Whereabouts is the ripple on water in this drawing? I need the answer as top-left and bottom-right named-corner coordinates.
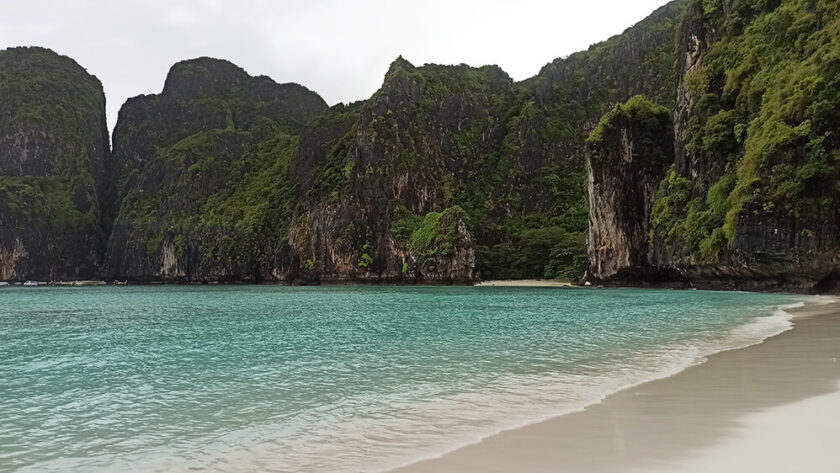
top-left (0, 286), bottom-right (805, 473)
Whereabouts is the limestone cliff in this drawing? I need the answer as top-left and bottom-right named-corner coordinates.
top-left (586, 97), bottom-right (674, 282)
top-left (287, 60), bottom-right (509, 283)
top-left (98, 0), bottom-right (684, 284)
top-left (1, 0), bottom-right (733, 285)
top-left (586, 0), bottom-right (840, 292)
top-left (5, 0), bottom-right (831, 290)
top-left (104, 58), bottom-right (328, 281)
top-left (286, 2), bottom-right (687, 283)
top-left (0, 47), bottom-right (109, 281)
top-left (651, 0), bottom-right (840, 292)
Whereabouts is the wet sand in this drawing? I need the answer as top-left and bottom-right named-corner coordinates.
top-left (390, 300), bottom-right (840, 473)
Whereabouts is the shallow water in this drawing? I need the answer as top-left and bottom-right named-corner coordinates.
top-left (0, 286), bottom-right (803, 472)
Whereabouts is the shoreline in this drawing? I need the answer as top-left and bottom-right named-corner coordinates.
top-left (1, 279), bottom-right (573, 287)
top-left (473, 279), bottom-right (574, 287)
top-left (3, 278), bottom-right (829, 295)
top-left (389, 298), bottom-right (840, 473)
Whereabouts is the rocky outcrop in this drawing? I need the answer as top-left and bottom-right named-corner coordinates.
top-left (585, 97), bottom-right (674, 282)
top-left (95, 1), bottom-right (687, 284)
top-left (672, 0), bottom-right (717, 182)
top-left (0, 47), bottom-right (109, 281)
top-left (104, 58), bottom-right (328, 282)
top-left (661, 0), bottom-right (840, 292)
top-left (287, 59), bottom-right (511, 283)
top-left (2, 0), bottom-right (833, 291)
top-left (105, 58), bottom-right (327, 228)
top-left (411, 207), bottom-right (476, 282)
top-left (478, 0), bottom-right (687, 279)
top-left (584, 0), bottom-right (840, 292)
top-left (287, 1), bottom-right (688, 283)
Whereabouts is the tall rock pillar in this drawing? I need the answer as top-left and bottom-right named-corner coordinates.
top-left (586, 96), bottom-right (673, 282)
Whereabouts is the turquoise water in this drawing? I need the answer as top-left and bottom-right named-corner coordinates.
top-left (0, 286), bottom-right (804, 473)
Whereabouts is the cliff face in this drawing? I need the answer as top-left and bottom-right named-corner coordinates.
top-left (653, 0), bottom-right (840, 291)
top-left (585, 0), bottom-right (840, 292)
top-left (7, 0), bottom-right (765, 286)
top-left (480, 0), bottom-right (686, 279)
top-left (288, 60), bottom-right (510, 283)
top-left (586, 97), bottom-right (674, 281)
top-left (97, 1), bottom-right (684, 284)
top-left (8, 1), bottom-right (834, 289)
top-left (0, 47), bottom-right (109, 281)
top-left (104, 58), bottom-right (328, 281)
top-left (285, 2), bottom-right (687, 284)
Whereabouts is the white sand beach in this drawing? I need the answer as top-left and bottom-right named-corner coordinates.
top-left (474, 280), bottom-right (574, 287)
top-left (390, 300), bottom-right (840, 473)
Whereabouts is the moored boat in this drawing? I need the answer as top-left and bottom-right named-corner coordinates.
top-left (72, 281), bottom-right (107, 287)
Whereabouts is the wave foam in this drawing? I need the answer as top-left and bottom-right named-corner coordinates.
top-left (378, 301), bottom-right (806, 473)
top-left (175, 299), bottom-right (811, 473)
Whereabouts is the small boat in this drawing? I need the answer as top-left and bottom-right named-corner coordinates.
top-left (72, 280), bottom-right (107, 287)
top-left (0, 282), bottom-right (9, 287)
top-left (23, 280), bottom-right (39, 287)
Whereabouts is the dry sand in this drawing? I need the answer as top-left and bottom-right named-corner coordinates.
top-left (390, 300), bottom-right (840, 473)
top-left (474, 280), bottom-right (574, 287)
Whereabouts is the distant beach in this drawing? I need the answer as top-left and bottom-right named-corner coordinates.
top-left (390, 298), bottom-right (840, 473)
top-left (474, 280), bottom-right (574, 287)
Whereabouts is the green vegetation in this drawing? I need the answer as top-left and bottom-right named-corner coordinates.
top-left (358, 253), bottom-right (374, 268)
top-left (0, 47), bottom-right (106, 152)
top-left (652, 0), bottom-right (840, 261)
top-left (106, 57), bottom-right (330, 278)
top-left (116, 125), bottom-right (301, 274)
top-left (476, 226), bottom-right (588, 280)
top-left (652, 170), bottom-right (736, 261)
top-left (588, 95), bottom-right (673, 149)
top-left (0, 176), bottom-right (98, 232)
top-left (0, 47), bottom-right (108, 278)
top-left (197, 130), bottom-right (300, 263)
top-left (410, 207), bottom-right (466, 269)
top-left (296, 2), bottom-right (686, 281)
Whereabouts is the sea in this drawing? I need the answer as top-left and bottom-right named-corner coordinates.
top-left (0, 285), bottom-right (807, 472)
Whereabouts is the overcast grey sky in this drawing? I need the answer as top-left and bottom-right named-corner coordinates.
top-left (0, 0), bottom-right (671, 131)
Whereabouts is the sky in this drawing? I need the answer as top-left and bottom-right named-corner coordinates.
top-left (0, 0), bottom-right (671, 132)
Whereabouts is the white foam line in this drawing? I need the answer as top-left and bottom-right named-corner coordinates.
top-left (780, 301), bottom-right (806, 309)
top-left (377, 299), bottom-right (816, 473)
top-left (813, 295), bottom-right (839, 305)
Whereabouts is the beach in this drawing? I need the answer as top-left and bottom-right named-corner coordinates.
top-left (474, 280), bottom-right (574, 287)
top-left (0, 287), bottom-right (824, 472)
top-left (390, 299), bottom-right (840, 473)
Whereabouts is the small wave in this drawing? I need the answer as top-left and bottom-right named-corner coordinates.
top-left (375, 301), bottom-right (807, 473)
top-left (813, 295), bottom-right (840, 305)
top-left (71, 294), bottom-right (813, 473)
top-left (780, 301), bottom-right (806, 309)
top-left (720, 307), bottom-right (794, 350)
